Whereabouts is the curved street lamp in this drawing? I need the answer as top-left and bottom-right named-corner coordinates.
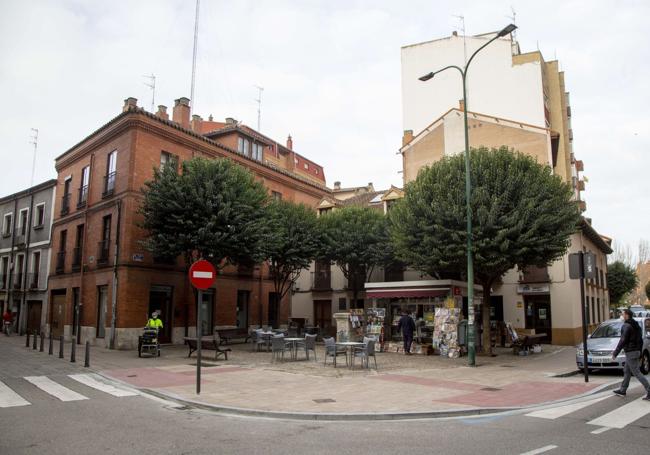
top-left (418, 24), bottom-right (517, 366)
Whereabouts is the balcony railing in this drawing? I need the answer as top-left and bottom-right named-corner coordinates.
top-left (72, 247), bottom-right (82, 271)
top-left (97, 240), bottom-right (110, 265)
top-left (61, 194), bottom-right (71, 216)
top-left (0, 274), bottom-right (7, 289)
top-left (311, 270), bottom-right (332, 290)
top-left (55, 251), bottom-right (66, 274)
top-left (77, 185), bottom-right (88, 208)
top-left (12, 273), bottom-right (23, 289)
top-left (102, 172), bottom-right (116, 198)
top-left (28, 273), bottom-right (40, 290)
top-left (14, 234), bottom-right (26, 247)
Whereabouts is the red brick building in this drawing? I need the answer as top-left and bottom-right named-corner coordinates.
top-left (48, 97), bottom-right (328, 349)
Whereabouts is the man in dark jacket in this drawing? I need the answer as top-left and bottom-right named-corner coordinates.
top-left (612, 309), bottom-right (650, 399)
top-left (397, 310), bottom-right (415, 355)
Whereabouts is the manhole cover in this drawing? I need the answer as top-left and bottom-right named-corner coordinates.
top-left (127, 375), bottom-right (137, 378)
top-left (480, 387), bottom-right (502, 392)
top-left (313, 398), bottom-right (336, 403)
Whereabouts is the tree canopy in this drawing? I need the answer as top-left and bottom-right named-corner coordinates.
top-left (262, 199), bottom-right (321, 301)
top-left (607, 261), bottom-right (639, 305)
top-left (645, 280), bottom-right (650, 302)
top-left (390, 146), bottom-right (581, 351)
top-left (140, 157), bottom-right (268, 267)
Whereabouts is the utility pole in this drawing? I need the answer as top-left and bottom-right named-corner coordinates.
top-left (29, 128), bottom-right (38, 187)
top-left (190, 0), bottom-right (200, 117)
top-left (143, 74), bottom-right (156, 112)
top-left (254, 85), bottom-right (264, 131)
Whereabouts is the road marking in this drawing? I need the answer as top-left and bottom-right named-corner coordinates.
top-left (587, 396), bottom-right (650, 429)
top-left (590, 427), bottom-right (611, 434)
top-left (68, 374), bottom-right (138, 397)
top-left (0, 381), bottom-right (30, 408)
top-left (525, 395), bottom-right (611, 419)
top-left (520, 445), bottom-right (558, 455)
top-left (24, 376), bottom-right (88, 402)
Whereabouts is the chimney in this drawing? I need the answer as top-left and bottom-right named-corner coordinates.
top-left (452, 31), bottom-right (458, 37)
top-left (225, 117), bottom-right (237, 124)
top-left (122, 97), bottom-right (138, 112)
top-left (459, 99), bottom-right (465, 111)
top-left (191, 114), bottom-right (203, 133)
top-left (367, 182), bottom-right (374, 191)
top-left (333, 181), bottom-right (341, 190)
top-left (208, 114), bottom-right (214, 121)
top-left (172, 97), bottom-right (191, 129)
top-left (402, 130), bottom-right (414, 147)
top-left (155, 105), bottom-right (169, 120)
top-left (287, 135), bottom-right (293, 150)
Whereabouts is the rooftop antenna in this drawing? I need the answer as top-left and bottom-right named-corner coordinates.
top-left (452, 14), bottom-right (467, 65)
top-left (189, 0), bottom-right (200, 117)
top-left (143, 74), bottom-right (156, 112)
top-left (254, 85), bottom-right (264, 131)
top-left (29, 128), bottom-right (38, 187)
top-left (506, 6), bottom-right (518, 41)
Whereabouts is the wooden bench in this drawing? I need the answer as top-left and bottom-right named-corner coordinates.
top-left (215, 328), bottom-right (250, 345)
top-left (184, 337), bottom-right (232, 361)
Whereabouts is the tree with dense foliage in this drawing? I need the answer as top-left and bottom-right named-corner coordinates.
top-left (262, 199), bottom-right (321, 303)
top-left (319, 206), bottom-right (391, 309)
top-left (140, 157), bottom-right (268, 268)
top-left (607, 261), bottom-right (639, 305)
top-left (390, 146), bottom-right (581, 352)
top-left (645, 280), bottom-right (650, 302)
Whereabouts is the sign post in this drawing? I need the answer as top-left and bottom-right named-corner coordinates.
top-left (569, 251), bottom-right (596, 383)
top-left (189, 259), bottom-right (217, 395)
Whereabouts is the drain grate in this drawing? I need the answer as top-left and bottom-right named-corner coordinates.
top-left (313, 398), bottom-right (336, 403)
top-left (127, 375), bottom-right (137, 378)
top-left (480, 387), bottom-right (502, 392)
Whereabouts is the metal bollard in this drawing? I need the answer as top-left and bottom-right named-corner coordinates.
top-left (39, 333), bottom-right (44, 352)
top-left (48, 334), bottom-right (53, 355)
top-left (70, 338), bottom-right (76, 363)
top-left (59, 335), bottom-right (64, 359)
top-left (32, 331), bottom-right (37, 350)
top-left (26, 332), bottom-right (30, 347)
top-left (84, 341), bottom-right (90, 368)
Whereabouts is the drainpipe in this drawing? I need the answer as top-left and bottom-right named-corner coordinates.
top-left (18, 192), bottom-right (35, 335)
top-left (109, 199), bottom-right (122, 349)
top-left (6, 199), bottom-right (17, 324)
top-left (77, 153), bottom-right (94, 344)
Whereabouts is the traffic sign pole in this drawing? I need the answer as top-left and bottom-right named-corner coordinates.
top-left (196, 289), bottom-right (202, 395)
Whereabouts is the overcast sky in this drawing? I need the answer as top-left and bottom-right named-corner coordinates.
top-left (1, 0), bottom-right (648, 253)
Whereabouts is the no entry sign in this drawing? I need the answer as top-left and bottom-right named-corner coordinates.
top-left (189, 260), bottom-right (216, 290)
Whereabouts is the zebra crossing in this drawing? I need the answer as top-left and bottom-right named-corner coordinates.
top-left (524, 383), bottom-right (650, 432)
top-left (0, 373), bottom-right (139, 408)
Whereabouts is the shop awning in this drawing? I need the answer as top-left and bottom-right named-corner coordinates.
top-left (366, 289), bottom-right (449, 299)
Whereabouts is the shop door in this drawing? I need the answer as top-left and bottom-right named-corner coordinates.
top-left (525, 296), bottom-right (552, 343)
top-left (50, 292), bottom-right (66, 338)
top-left (148, 286), bottom-right (173, 343)
top-left (313, 300), bottom-right (332, 334)
top-left (268, 292), bottom-right (279, 329)
top-left (236, 290), bottom-right (249, 329)
top-left (26, 301), bottom-right (42, 334)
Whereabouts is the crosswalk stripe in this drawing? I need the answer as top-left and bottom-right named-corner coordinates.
top-left (24, 376), bottom-right (88, 402)
top-left (587, 396), bottom-right (650, 429)
top-left (68, 374), bottom-right (138, 397)
top-left (525, 395), bottom-right (611, 420)
top-left (590, 427), bottom-right (611, 435)
top-left (519, 445), bottom-right (558, 455)
top-left (0, 381), bottom-right (30, 408)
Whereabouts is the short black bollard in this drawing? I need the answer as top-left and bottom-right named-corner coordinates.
top-left (59, 335), bottom-right (64, 359)
top-left (84, 341), bottom-right (90, 368)
top-left (32, 331), bottom-right (37, 350)
top-left (70, 338), bottom-right (76, 363)
top-left (48, 334), bottom-right (53, 355)
top-left (26, 332), bottom-right (30, 347)
top-left (39, 333), bottom-right (44, 352)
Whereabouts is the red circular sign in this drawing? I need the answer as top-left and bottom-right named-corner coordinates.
top-left (189, 260), bottom-right (217, 290)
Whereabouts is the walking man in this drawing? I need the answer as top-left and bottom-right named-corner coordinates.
top-left (612, 309), bottom-right (650, 400)
top-left (2, 307), bottom-right (13, 336)
top-left (397, 310), bottom-right (415, 355)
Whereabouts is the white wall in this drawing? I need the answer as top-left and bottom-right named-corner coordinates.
top-left (401, 34), bottom-right (545, 135)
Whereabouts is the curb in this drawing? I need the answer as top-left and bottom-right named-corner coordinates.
top-left (98, 371), bottom-right (621, 422)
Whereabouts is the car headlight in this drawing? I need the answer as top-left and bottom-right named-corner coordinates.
top-left (577, 348), bottom-right (584, 356)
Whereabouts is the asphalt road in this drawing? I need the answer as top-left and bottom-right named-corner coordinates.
top-left (1, 339), bottom-right (649, 455)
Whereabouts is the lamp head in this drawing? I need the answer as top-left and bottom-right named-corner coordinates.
top-left (418, 72), bottom-right (434, 82)
top-left (497, 24), bottom-right (517, 37)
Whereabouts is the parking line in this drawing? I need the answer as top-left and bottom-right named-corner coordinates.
top-left (520, 445), bottom-right (558, 455)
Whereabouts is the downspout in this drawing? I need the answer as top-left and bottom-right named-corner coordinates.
top-left (109, 198), bottom-right (122, 349)
top-left (78, 153), bottom-right (94, 344)
top-left (18, 192), bottom-right (35, 335)
top-left (6, 199), bottom-right (17, 324)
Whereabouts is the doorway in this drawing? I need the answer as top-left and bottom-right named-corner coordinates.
top-left (524, 295), bottom-right (552, 343)
top-left (148, 285), bottom-right (173, 343)
top-left (313, 300), bottom-right (332, 334)
top-left (236, 290), bottom-right (249, 329)
top-left (50, 291), bottom-right (66, 338)
top-left (268, 292), bottom-right (279, 328)
top-left (198, 290), bottom-right (214, 337)
top-left (26, 300), bottom-right (42, 334)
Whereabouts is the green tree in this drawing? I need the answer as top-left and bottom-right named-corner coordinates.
top-left (262, 199), bottom-right (321, 304)
top-left (390, 146), bottom-right (580, 352)
top-left (607, 261), bottom-right (639, 305)
top-left (140, 157), bottom-right (268, 267)
top-left (319, 207), bottom-right (391, 309)
top-left (645, 280), bottom-right (650, 302)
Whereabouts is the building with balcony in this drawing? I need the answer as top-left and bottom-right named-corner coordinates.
top-left (0, 179), bottom-right (56, 335)
top-left (47, 96), bottom-right (329, 349)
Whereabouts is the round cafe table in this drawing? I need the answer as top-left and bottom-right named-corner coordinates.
top-left (335, 341), bottom-right (365, 368)
top-left (284, 337), bottom-right (305, 360)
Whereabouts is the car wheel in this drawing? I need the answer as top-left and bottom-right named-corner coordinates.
top-left (641, 351), bottom-right (650, 375)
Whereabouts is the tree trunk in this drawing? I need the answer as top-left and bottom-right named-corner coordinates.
top-left (481, 282), bottom-right (493, 355)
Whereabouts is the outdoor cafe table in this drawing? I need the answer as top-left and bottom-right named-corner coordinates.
top-left (284, 337), bottom-right (305, 360)
top-left (259, 331), bottom-right (275, 352)
top-left (335, 341), bottom-right (365, 368)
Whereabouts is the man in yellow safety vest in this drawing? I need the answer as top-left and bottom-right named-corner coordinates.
top-left (146, 311), bottom-right (163, 331)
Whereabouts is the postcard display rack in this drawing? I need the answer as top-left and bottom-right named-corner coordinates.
top-left (433, 299), bottom-right (462, 358)
top-left (365, 308), bottom-right (386, 352)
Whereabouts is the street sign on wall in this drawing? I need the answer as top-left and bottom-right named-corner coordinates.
top-left (189, 260), bottom-right (217, 290)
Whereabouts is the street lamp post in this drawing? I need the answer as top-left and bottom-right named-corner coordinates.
top-left (418, 24), bottom-right (517, 366)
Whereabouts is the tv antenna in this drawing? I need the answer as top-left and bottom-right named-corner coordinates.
top-left (29, 128), bottom-right (38, 187)
top-left (189, 0), bottom-right (200, 117)
top-left (143, 73), bottom-right (156, 112)
top-left (452, 14), bottom-right (467, 64)
top-left (254, 85), bottom-right (264, 131)
top-left (506, 6), bottom-right (518, 41)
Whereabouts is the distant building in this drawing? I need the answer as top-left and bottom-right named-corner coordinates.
top-left (0, 179), bottom-right (57, 335)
